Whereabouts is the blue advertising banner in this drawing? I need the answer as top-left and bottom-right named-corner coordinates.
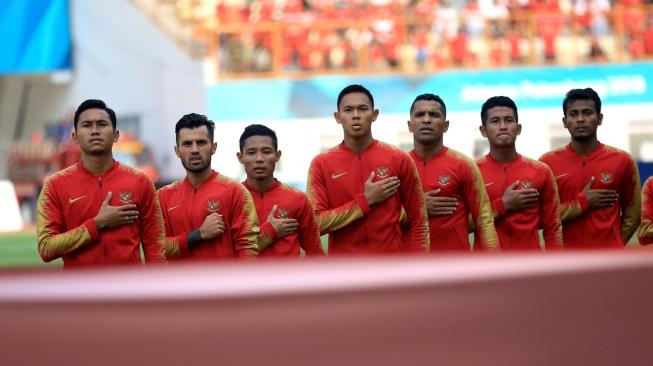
top-left (208, 63), bottom-right (653, 121)
top-left (0, 0), bottom-right (72, 74)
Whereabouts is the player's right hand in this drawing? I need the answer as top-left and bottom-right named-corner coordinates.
top-left (425, 189), bottom-right (458, 217)
top-left (94, 191), bottom-right (139, 229)
top-left (364, 172), bottom-right (401, 206)
top-left (199, 213), bottom-right (225, 240)
top-left (502, 181), bottom-right (539, 212)
top-left (583, 176), bottom-right (619, 209)
top-left (267, 205), bottom-right (299, 238)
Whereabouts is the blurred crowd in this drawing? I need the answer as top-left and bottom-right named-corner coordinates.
top-left (176, 0), bottom-right (653, 75)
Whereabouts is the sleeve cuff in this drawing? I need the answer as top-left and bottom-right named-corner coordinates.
top-left (177, 233), bottom-right (190, 254)
top-left (354, 194), bottom-right (370, 215)
top-left (260, 221), bottom-right (278, 242)
top-left (638, 235), bottom-right (653, 245)
top-left (492, 198), bottom-right (506, 217)
top-left (576, 191), bottom-right (590, 212)
top-left (84, 219), bottom-right (99, 241)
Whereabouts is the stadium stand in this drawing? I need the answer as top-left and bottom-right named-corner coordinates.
top-left (132, 0), bottom-right (653, 78)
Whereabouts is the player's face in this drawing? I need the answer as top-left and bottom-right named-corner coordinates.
top-left (480, 106), bottom-right (521, 147)
top-left (175, 126), bottom-right (216, 173)
top-left (334, 92), bottom-right (379, 140)
top-left (73, 108), bottom-right (118, 155)
top-left (237, 135), bottom-right (280, 181)
top-left (563, 99), bottom-right (602, 141)
top-left (408, 100), bottom-right (449, 145)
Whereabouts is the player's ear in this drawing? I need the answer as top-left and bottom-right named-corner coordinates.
top-left (72, 130), bottom-right (79, 145)
top-left (443, 120), bottom-right (450, 133)
top-left (334, 111), bottom-right (342, 125)
top-left (236, 151), bottom-right (243, 163)
top-left (407, 120), bottom-right (414, 133)
top-left (275, 150), bottom-right (281, 162)
top-left (562, 116), bottom-right (568, 129)
top-left (597, 113), bottom-right (603, 126)
top-left (211, 141), bottom-right (217, 155)
top-left (516, 123), bottom-right (522, 136)
top-left (479, 125), bottom-right (487, 138)
top-left (113, 130), bottom-right (120, 143)
top-left (174, 144), bottom-right (181, 158)
top-left (371, 108), bottom-right (379, 122)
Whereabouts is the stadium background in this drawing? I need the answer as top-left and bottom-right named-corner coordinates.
top-left (1, 0), bottom-right (653, 267)
top-left (2, 3), bottom-right (653, 365)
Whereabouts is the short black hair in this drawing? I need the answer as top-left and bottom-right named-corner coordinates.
top-left (175, 113), bottom-right (215, 143)
top-left (337, 84), bottom-right (374, 111)
top-left (239, 124), bottom-right (278, 152)
top-left (563, 88), bottom-right (602, 116)
top-left (481, 96), bottom-right (518, 126)
top-left (410, 93), bottom-right (447, 117)
top-left (73, 99), bottom-right (117, 130)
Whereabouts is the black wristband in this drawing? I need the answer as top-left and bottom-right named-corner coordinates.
top-left (187, 229), bottom-right (202, 251)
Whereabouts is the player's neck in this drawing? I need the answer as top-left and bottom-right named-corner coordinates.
top-left (246, 175), bottom-right (276, 193)
top-left (489, 145), bottom-right (517, 163)
top-left (187, 168), bottom-right (213, 189)
top-left (343, 135), bottom-right (373, 153)
top-left (81, 153), bottom-right (114, 174)
top-left (570, 137), bottom-right (599, 156)
top-left (413, 139), bottom-right (444, 160)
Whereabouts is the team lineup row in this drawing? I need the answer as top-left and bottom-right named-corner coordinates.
top-left (35, 85), bottom-right (653, 267)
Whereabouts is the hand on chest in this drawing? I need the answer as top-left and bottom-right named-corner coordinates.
top-left (167, 193), bottom-right (226, 222)
top-left (556, 166), bottom-right (620, 192)
top-left (486, 174), bottom-right (540, 199)
top-left (329, 160), bottom-right (398, 190)
top-left (423, 170), bottom-right (459, 196)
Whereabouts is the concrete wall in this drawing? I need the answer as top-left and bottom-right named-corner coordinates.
top-left (0, 0), bottom-right (205, 181)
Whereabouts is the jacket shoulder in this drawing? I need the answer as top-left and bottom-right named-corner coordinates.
top-left (522, 155), bottom-right (550, 169)
top-left (158, 179), bottom-right (183, 194)
top-left (117, 163), bottom-right (153, 187)
top-left (313, 145), bottom-right (341, 161)
top-left (376, 140), bottom-right (407, 155)
top-left (475, 155), bottom-right (489, 166)
top-left (539, 146), bottom-right (567, 162)
top-left (603, 144), bottom-right (635, 161)
top-left (279, 182), bottom-right (307, 198)
top-left (44, 164), bottom-right (80, 185)
top-left (445, 148), bottom-right (476, 168)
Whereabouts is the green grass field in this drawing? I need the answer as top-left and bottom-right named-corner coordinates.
top-left (0, 232), bottom-right (61, 268)
top-left (0, 231), bottom-right (638, 268)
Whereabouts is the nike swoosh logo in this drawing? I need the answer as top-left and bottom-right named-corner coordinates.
top-left (68, 196), bottom-right (86, 204)
top-left (167, 204), bottom-right (182, 212)
top-left (555, 173), bottom-right (569, 179)
top-left (484, 182), bottom-right (494, 187)
top-left (332, 172), bottom-right (349, 179)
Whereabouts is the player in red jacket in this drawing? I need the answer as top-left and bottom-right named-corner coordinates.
top-left (540, 88), bottom-right (641, 248)
top-left (158, 113), bottom-right (259, 260)
top-left (306, 84), bottom-right (429, 254)
top-left (37, 99), bottom-right (166, 267)
top-left (405, 93), bottom-right (498, 251)
top-left (237, 124), bottom-right (324, 257)
top-left (637, 177), bottom-right (653, 245)
top-left (477, 96), bottom-right (563, 250)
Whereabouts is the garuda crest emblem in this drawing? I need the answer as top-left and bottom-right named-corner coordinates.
top-left (376, 166), bottom-right (390, 179)
top-left (207, 200), bottom-right (221, 213)
top-left (600, 171), bottom-right (613, 185)
top-left (277, 208), bottom-right (290, 219)
top-left (438, 175), bottom-right (451, 186)
top-left (119, 191), bottom-right (133, 204)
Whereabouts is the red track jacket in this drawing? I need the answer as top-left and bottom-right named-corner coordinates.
top-left (477, 154), bottom-right (563, 250)
top-left (36, 161), bottom-right (166, 267)
top-left (307, 140), bottom-right (429, 254)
